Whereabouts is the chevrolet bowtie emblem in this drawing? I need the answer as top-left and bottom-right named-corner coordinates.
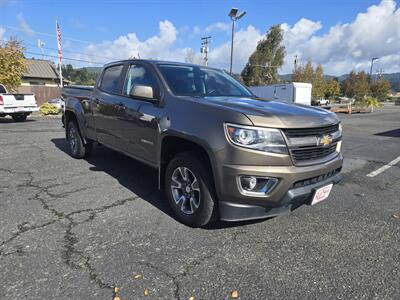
top-left (318, 134), bottom-right (333, 146)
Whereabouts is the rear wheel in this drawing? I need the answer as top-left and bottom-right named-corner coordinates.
top-left (67, 120), bottom-right (92, 159)
top-left (165, 152), bottom-right (217, 227)
top-left (12, 114), bottom-right (27, 122)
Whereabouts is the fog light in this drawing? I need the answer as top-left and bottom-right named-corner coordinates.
top-left (238, 176), bottom-right (279, 196)
top-left (241, 176), bottom-right (257, 191)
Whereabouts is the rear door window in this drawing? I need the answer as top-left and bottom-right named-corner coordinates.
top-left (100, 65), bottom-right (124, 94)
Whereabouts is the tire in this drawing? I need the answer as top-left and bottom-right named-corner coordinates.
top-left (67, 120), bottom-right (92, 159)
top-left (165, 152), bottom-right (217, 227)
top-left (12, 114), bottom-right (27, 122)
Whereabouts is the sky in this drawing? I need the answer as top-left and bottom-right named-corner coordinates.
top-left (1, 0), bottom-right (399, 75)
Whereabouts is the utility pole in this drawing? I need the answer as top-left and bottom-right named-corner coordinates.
top-left (200, 36), bottom-right (211, 66)
top-left (228, 8), bottom-right (246, 75)
top-left (369, 57), bottom-right (378, 83)
top-left (294, 55), bottom-right (298, 70)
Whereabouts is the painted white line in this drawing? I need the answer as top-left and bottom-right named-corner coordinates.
top-left (366, 156), bottom-right (400, 177)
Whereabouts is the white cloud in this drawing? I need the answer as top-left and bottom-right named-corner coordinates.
top-left (16, 13), bottom-right (33, 36)
top-left (79, 0), bottom-right (400, 75)
top-left (83, 20), bottom-right (179, 61)
top-left (208, 25), bottom-right (262, 71)
top-left (205, 22), bottom-right (230, 33)
top-left (281, 0), bottom-right (400, 74)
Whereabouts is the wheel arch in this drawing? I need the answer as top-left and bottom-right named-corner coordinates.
top-left (159, 134), bottom-right (217, 192)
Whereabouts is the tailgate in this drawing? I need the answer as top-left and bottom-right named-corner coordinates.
top-left (2, 94), bottom-right (37, 107)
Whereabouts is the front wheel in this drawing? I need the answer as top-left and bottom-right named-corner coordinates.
top-left (67, 120), bottom-right (92, 159)
top-left (165, 152), bottom-right (217, 227)
top-left (12, 114), bottom-right (28, 122)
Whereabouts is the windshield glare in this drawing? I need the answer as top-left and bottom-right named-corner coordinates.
top-left (157, 64), bottom-right (253, 98)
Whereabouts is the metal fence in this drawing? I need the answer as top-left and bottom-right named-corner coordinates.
top-left (16, 86), bottom-right (61, 106)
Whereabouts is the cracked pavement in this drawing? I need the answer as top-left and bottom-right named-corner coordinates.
top-left (1, 105), bottom-right (399, 299)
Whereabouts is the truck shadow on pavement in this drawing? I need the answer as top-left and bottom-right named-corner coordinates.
top-left (51, 138), bottom-right (265, 229)
top-left (0, 118), bottom-right (36, 124)
top-left (375, 128), bottom-right (400, 137)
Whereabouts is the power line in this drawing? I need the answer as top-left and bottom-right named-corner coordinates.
top-left (2, 25), bottom-right (96, 44)
top-left (24, 51), bottom-right (105, 65)
top-left (1, 38), bottom-right (122, 63)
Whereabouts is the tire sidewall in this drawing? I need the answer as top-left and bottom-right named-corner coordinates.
top-left (67, 121), bottom-right (84, 158)
top-left (165, 153), bottom-right (216, 227)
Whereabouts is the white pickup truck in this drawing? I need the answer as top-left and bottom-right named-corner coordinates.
top-left (0, 84), bottom-right (38, 122)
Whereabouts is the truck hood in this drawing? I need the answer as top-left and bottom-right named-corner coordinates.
top-left (204, 97), bottom-right (339, 128)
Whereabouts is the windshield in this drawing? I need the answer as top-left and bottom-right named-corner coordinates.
top-left (157, 64), bottom-right (253, 98)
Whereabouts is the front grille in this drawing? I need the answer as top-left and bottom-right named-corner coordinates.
top-left (284, 124), bottom-right (339, 138)
top-left (292, 168), bottom-right (342, 189)
top-left (291, 143), bottom-right (337, 163)
top-left (283, 124), bottom-right (341, 164)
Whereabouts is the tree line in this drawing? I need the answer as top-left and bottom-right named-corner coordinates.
top-left (62, 64), bottom-right (98, 86)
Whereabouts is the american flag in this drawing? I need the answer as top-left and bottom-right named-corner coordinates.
top-left (56, 21), bottom-right (62, 64)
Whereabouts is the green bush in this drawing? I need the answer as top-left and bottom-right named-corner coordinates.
top-left (353, 96), bottom-right (382, 112)
top-left (39, 103), bottom-right (60, 115)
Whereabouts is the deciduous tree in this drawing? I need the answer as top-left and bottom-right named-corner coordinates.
top-left (325, 79), bottom-right (340, 100)
top-left (0, 38), bottom-right (27, 91)
top-left (342, 71), bottom-right (370, 100)
top-left (370, 76), bottom-right (391, 101)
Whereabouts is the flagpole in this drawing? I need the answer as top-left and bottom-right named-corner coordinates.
top-left (56, 20), bottom-right (63, 87)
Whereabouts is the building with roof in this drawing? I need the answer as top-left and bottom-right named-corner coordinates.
top-left (21, 59), bottom-right (61, 87)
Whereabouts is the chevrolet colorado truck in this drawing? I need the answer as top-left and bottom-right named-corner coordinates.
top-left (0, 84), bottom-right (38, 122)
top-left (62, 60), bottom-right (343, 227)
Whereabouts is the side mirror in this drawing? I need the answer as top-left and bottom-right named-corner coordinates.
top-left (130, 85), bottom-right (156, 100)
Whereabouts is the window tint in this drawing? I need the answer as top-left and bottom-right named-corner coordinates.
top-left (123, 64), bottom-right (158, 96)
top-left (157, 64), bottom-right (252, 98)
top-left (100, 65), bottom-right (123, 94)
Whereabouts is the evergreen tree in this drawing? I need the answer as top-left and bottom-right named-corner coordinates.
top-left (241, 25), bottom-right (285, 86)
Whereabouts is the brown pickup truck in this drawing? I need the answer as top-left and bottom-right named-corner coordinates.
top-left (62, 60), bottom-right (343, 227)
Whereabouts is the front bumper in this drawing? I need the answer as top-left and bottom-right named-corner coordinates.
top-left (217, 154), bottom-right (343, 221)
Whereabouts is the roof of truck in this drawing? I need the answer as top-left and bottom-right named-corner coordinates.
top-left (103, 59), bottom-right (222, 71)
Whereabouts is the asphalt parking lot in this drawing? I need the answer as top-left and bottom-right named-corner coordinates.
top-left (1, 105), bottom-right (399, 299)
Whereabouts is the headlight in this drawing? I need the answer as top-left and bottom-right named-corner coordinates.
top-left (225, 123), bottom-right (288, 154)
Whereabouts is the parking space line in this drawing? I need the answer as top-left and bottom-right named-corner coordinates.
top-left (366, 156), bottom-right (400, 177)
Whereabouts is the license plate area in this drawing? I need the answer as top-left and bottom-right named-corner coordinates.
top-left (311, 183), bottom-right (333, 205)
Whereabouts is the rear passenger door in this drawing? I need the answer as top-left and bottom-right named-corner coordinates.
top-left (92, 64), bottom-right (127, 149)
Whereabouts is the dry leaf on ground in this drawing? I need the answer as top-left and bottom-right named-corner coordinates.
top-left (230, 289), bottom-right (239, 298)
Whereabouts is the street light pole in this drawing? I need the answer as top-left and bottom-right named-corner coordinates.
top-left (369, 57), bottom-right (378, 83)
top-left (229, 19), bottom-right (235, 74)
top-left (228, 8), bottom-right (246, 75)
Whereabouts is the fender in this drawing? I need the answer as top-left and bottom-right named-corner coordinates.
top-left (64, 96), bottom-right (90, 142)
top-left (158, 130), bottom-right (218, 190)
